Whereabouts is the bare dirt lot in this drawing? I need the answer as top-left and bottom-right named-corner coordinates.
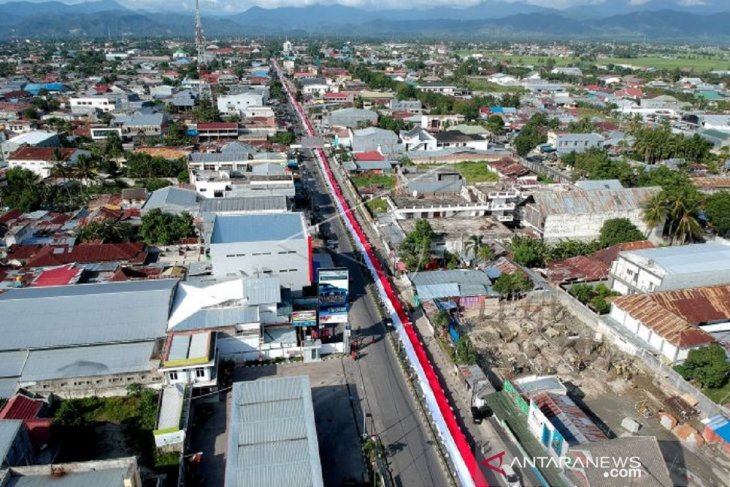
top-left (466, 294), bottom-right (729, 487)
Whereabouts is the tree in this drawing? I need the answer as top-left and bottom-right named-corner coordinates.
top-left (510, 236), bottom-right (546, 268)
top-left (569, 283), bottom-right (593, 304)
top-left (464, 235), bottom-right (486, 265)
top-left (599, 218), bottom-right (645, 248)
top-left (675, 344), bottom-right (730, 389)
top-left (270, 131), bottom-right (295, 145)
top-left (77, 220), bottom-right (134, 243)
top-left (434, 310), bottom-right (449, 331)
top-left (704, 191), bottom-right (730, 237)
top-left (378, 115), bottom-right (406, 132)
top-left (513, 113), bottom-right (550, 156)
top-left (0, 167), bottom-right (43, 212)
top-left (492, 272), bottom-right (531, 300)
top-left (73, 154), bottom-right (98, 184)
top-left (140, 209), bottom-right (195, 245)
top-left (643, 193), bottom-right (668, 238)
top-left (398, 219), bottom-right (436, 271)
top-left (455, 336), bottom-right (477, 365)
top-left (484, 115), bottom-right (505, 135)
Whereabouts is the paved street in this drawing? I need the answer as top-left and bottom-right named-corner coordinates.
top-left (304, 150), bottom-right (453, 487)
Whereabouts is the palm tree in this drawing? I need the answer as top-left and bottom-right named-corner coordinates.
top-left (74, 155), bottom-right (98, 185)
top-left (464, 235), bottom-right (489, 266)
top-left (643, 193), bottom-right (668, 239)
top-left (675, 212), bottom-right (702, 244)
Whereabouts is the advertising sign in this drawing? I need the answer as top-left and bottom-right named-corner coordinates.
top-left (318, 268), bottom-right (349, 307)
top-left (292, 310), bottom-right (317, 327)
top-left (318, 307), bottom-right (348, 324)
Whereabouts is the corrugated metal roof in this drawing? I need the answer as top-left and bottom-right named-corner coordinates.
top-left (188, 333), bottom-right (210, 359)
top-left (143, 187), bottom-right (198, 212)
top-left (409, 270), bottom-right (493, 300)
top-left (168, 335), bottom-right (191, 361)
top-left (199, 196), bottom-right (287, 214)
top-left (244, 276), bottom-right (281, 305)
top-left (4, 468), bottom-right (129, 487)
top-left (574, 179), bottom-right (623, 191)
top-left (622, 243), bottom-right (730, 279)
top-left (170, 306), bottom-right (259, 332)
top-left (189, 152), bottom-right (251, 163)
top-left (0, 351), bottom-right (27, 378)
top-left (226, 376), bottom-right (323, 487)
top-left (0, 419), bottom-right (23, 463)
top-left (0, 280), bottom-right (177, 351)
top-left (17, 341), bottom-right (156, 382)
top-left (211, 213), bottom-right (306, 244)
top-left (157, 384), bottom-right (185, 431)
top-left (530, 186), bottom-right (660, 216)
top-left (613, 284), bottom-right (730, 348)
top-left (0, 379), bottom-right (19, 399)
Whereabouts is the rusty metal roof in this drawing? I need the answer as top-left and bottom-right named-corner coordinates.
top-left (612, 285), bottom-right (730, 347)
top-left (548, 241), bottom-right (654, 284)
top-left (529, 186), bottom-right (660, 216)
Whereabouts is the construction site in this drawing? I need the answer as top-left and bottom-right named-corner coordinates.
top-left (462, 291), bottom-right (730, 487)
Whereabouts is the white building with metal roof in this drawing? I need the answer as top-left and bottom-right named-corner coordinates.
top-left (225, 376), bottom-right (324, 487)
top-left (209, 213), bottom-right (311, 292)
top-left (609, 243), bottom-right (730, 295)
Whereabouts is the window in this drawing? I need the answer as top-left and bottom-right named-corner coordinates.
top-left (196, 369), bottom-right (206, 378)
top-left (289, 269), bottom-right (297, 272)
top-left (169, 371), bottom-right (178, 381)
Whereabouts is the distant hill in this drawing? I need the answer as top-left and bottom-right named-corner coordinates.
top-left (0, 0), bottom-right (728, 41)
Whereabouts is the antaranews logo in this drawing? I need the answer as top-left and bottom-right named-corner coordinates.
top-left (482, 452), bottom-right (643, 480)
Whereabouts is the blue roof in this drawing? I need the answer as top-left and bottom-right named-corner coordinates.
top-left (211, 213), bottom-right (306, 244)
top-left (23, 82), bottom-right (67, 95)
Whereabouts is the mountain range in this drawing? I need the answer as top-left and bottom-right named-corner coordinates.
top-left (0, 0), bottom-right (728, 41)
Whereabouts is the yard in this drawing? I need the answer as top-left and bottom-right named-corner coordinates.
top-left (52, 388), bottom-right (178, 484)
top-left (421, 161), bottom-right (498, 183)
top-left (350, 174), bottom-right (396, 190)
top-left (365, 197), bottom-right (389, 216)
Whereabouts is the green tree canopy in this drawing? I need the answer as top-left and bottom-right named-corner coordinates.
top-left (399, 219), bottom-right (436, 271)
top-left (705, 191), bottom-right (730, 237)
top-left (510, 236), bottom-right (547, 268)
top-left (455, 336), bottom-right (477, 365)
top-left (140, 209), bottom-right (195, 245)
top-left (675, 344), bottom-right (730, 389)
top-left (492, 272), bottom-right (532, 300)
top-left (599, 218), bottom-right (645, 248)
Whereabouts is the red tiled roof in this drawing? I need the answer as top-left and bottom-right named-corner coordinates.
top-left (24, 242), bottom-right (148, 268)
top-left (8, 147), bottom-right (76, 161)
top-left (94, 84), bottom-right (111, 93)
top-left (0, 394), bottom-right (43, 420)
top-left (354, 151), bottom-right (384, 162)
top-left (31, 264), bottom-right (82, 287)
top-left (615, 88), bottom-right (643, 98)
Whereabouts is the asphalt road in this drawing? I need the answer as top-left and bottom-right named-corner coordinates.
top-left (302, 151), bottom-right (453, 487)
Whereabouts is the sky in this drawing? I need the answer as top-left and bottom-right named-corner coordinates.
top-left (0, 0), bottom-right (713, 12)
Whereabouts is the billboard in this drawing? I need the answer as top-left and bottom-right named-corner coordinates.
top-left (292, 310), bottom-right (317, 327)
top-left (318, 268), bottom-right (349, 307)
top-left (319, 306), bottom-right (348, 324)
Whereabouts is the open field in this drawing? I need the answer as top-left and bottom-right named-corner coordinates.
top-left (460, 51), bottom-right (730, 72)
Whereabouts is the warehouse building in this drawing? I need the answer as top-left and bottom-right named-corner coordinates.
top-left (0, 279), bottom-right (178, 398)
top-left (225, 376), bottom-right (323, 487)
top-left (609, 243), bottom-right (730, 295)
top-left (209, 213), bottom-right (311, 293)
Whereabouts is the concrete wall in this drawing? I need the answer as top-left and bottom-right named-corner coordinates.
top-left (542, 210), bottom-right (654, 243)
top-left (21, 370), bottom-right (163, 399)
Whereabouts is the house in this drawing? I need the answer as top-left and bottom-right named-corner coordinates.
top-left (69, 96), bottom-right (116, 114)
top-left (551, 67), bottom-right (583, 77)
top-left (328, 107), bottom-right (378, 128)
top-left (0, 279), bottom-right (178, 398)
top-left (0, 419), bottom-right (34, 468)
top-left (322, 91), bottom-right (354, 104)
top-left (420, 114), bottom-right (465, 132)
top-left (195, 122), bottom-right (239, 139)
top-left (609, 243), bottom-right (730, 295)
top-left (0, 394), bottom-right (51, 453)
top-left (546, 132), bottom-right (604, 155)
top-left (300, 77), bottom-right (330, 96)
top-left (608, 284), bottom-right (730, 363)
top-left (435, 130), bottom-right (488, 151)
top-left (9, 242), bottom-right (148, 269)
top-left (217, 91), bottom-right (266, 115)
top-left (209, 213), bottom-right (311, 292)
top-left (487, 73), bottom-right (519, 86)
top-left (0, 131), bottom-right (59, 159)
top-left (390, 99), bottom-right (422, 114)
top-left (188, 151), bottom-right (252, 174)
top-left (1, 457), bottom-right (141, 487)
top-left (487, 158), bottom-right (537, 188)
top-left (6, 147), bottom-right (88, 179)
top-left (112, 112), bottom-right (167, 138)
top-left (523, 186), bottom-right (661, 243)
top-left (408, 269), bottom-right (498, 309)
top-left (225, 376), bottom-right (324, 487)
top-left (416, 82), bottom-right (463, 96)
top-left (350, 127), bottom-right (402, 155)
top-left (159, 331), bottom-right (217, 388)
top-left (548, 240), bottom-right (654, 285)
top-left (142, 187), bottom-right (199, 216)
top-left (400, 126), bottom-right (438, 152)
